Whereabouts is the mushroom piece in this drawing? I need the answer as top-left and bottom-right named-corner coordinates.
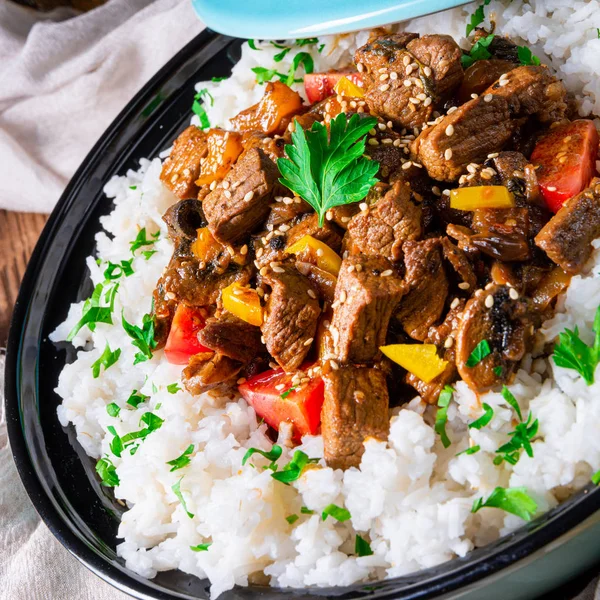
top-left (163, 199), bottom-right (207, 242)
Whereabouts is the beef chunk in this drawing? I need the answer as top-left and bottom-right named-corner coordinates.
top-left (198, 312), bottom-right (262, 363)
top-left (322, 366), bottom-right (390, 470)
top-left (395, 239), bottom-right (449, 341)
top-left (295, 261), bottom-right (337, 303)
top-left (331, 255), bottom-right (405, 363)
top-left (203, 147), bottom-right (278, 244)
top-left (355, 33), bottom-right (463, 129)
top-left (455, 284), bottom-right (536, 393)
top-left (345, 182), bottom-right (422, 262)
top-left (261, 266), bottom-right (321, 372)
top-left (241, 130), bottom-right (287, 163)
top-left (413, 66), bottom-right (568, 181)
top-left (535, 179), bottom-right (600, 274)
top-left (441, 237), bottom-right (478, 291)
top-left (183, 352), bottom-right (242, 395)
top-left (151, 276), bottom-right (177, 349)
top-left (160, 126), bottom-right (208, 199)
top-left (457, 59), bottom-right (516, 104)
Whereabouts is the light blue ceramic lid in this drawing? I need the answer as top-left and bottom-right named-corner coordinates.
top-left (191, 0), bottom-right (472, 40)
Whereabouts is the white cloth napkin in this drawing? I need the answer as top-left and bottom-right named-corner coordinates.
top-left (0, 0), bottom-right (204, 213)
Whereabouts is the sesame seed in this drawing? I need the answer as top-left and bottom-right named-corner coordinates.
top-left (307, 289), bottom-right (316, 299)
top-left (458, 282), bottom-right (470, 290)
top-left (414, 79), bottom-right (424, 89)
top-left (547, 186), bottom-right (557, 192)
top-left (237, 377), bottom-right (247, 384)
top-left (432, 186), bottom-right (441, 196)
top-left (402, 161), bottom-right (412, 170)
top-left (382, 137), bottom-right (394, 145)
top-left (559, 156), bottom-right (567, 164)
top-left (444, 336), bottom-right (454, 349)
top-left (423, 97), bottom-right (432, 107)
top-left (499, 79), bottom-right (509, 87)
top-left (240, 244), bottom-right (248, 255)
top-left (484, 94), bottom-right (493, 102)
top-left (224, 189), bottom-right (232, 199)
top-left (447, 107), bottom-right (458, 114)
top-left (487, 152), bottom-right (499, 159)
top-left (357, 62), bottom-right (364, 72)
top-left (390, 71), bottom-right (398, 80)
top-left (403, 79), bottom-right (412, 88)
top-left (209, 180), bottom-right (217, 190)
top-left (244, 190), bottom-right (255, 202)
top-left (339, 290), bottom-right (347, 303)
top-left (499, 72), bottom-right (509, 81)
top-left (509, 288), bottom-right (519, 300)
top-left (259, 267), bottom-right (268, 276)
top-left (445, 124), bottom-right (455, 136)
top-left (379, 84), bottom-right (390, 92)
top-left (409, 97), bottom-right (420, 104)
top-left (355, 264), bottom-right (363, 272)
top-left (467, 164), bottom-right (477, 174)
top-left (222, 180), bottom-right (230, 190)
top-left (316, 248), bottom-right (324, 257)
top-left (450, 298), bottom-right (460, 309)
top-left (381, 269), bottom-right (393, 277)
top-left (279, 224), bottom-right (290, 232)
top-left (403, 55), bottom-right (411, 66)
top-left (330, 360), bottom-right (339, 370)
top-left (303, 337), bottom-right (314, 347)
top-left (406, 64), bottom-right (415, 75)
top-left (272, 266), bottom-right (285, 273)
top-left (347, 265), bottom-right (355, 273)
top-left (485, 295), bottom-right (494, 308)
top-left (367, 138), bottom-right (380, 146)
top-left (359, 202), bottom-right (368, 211)
top-left (444, 148), bottom-right (453, 160)
top-left (379, 73), bottom-right (389, 81)
top-left (416, 93), bottom-right (427, 101)
top-left (471, 93), bottom-right (479, 99)
top-left (393, 138), bottom-right (402, 147)
top-left (442, 189), bottom-right (451, 196)
top-left (275, 383), bottom-right (286, 391)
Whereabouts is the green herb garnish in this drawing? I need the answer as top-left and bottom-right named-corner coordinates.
top-left (472, 486), bottom-right (537, 521)
top-left (285, 52), bottom-right (314, 85)
top-left (274, 47), bottom-right (291, 62)
top-left (461, 34), bottom-right (495, 69)
top-left (192, 92), bottom-right (211, 129)
top-left (122, 312), bottom-right (157, 364)
top-left (248, 39), bottom-right (261, 50)
top-left (167, 444), bottom-right (195, 472)
top-left (493, 366), bottom-right (503, 377)
top-left (468, 403), bottom-right (494, 430)
top-left (142, 250), bottom-right (157, 260)
top-left (301, 506), bottom-right (314, 514)
top-left (553, 306), bottom-right (600, 385)
top-left (96, 457), bottom-right (119, 487)
top-left (251, 66), bottom-right (284, 84)
top-left (107, 425), bottom-right (123, 457)
top-left (91, 343), bottom-right (121, 378)
top-left (104, 259), bottom-right (134, 281)
top-left (127, 389), bottom-right (149, 408)
top-left (286, 514), bottom-right (299, 525)
top-left (278, 112), bottom-right (379, 226)
top-left (167, 383), bottom-right (181, 394)
top-left (172, 477), bottom-right (194, 518)
top-left (466, 339), bottom-right (491, 367)
top-left (456, 445), bottom-right (481, 456)
top-left (212, 76), bottom-right (227, 82)
top-left (501, 386), bottom-right (523, 421)
top-left (271, 450), bottom-right (319, 484)
top-left (517, 46), bottom-right (541, 66)
top-left (130, 228), bottom-right (160, 254)
top-left (242, 444), bottom-right (283, 466)
top-left (280, 386), bottom-right (297, 399)
top-left (493, 413), bottom-right (538, 465)
top-left (190, 543), bottom-right (212, 552)
top-left (466, 0), bottom-right (491, 36)
top-left (321, 504), bottom-right (351, 522)
top-left (67, 282), bottom-right (119, 341)
top-left (592, 470), bottom-right (600, 485)
top-left (296, 37), bottom-right (319, 46)
top-left (355, 534), bottom-right (373, 557)
top-left (435, 385), bottom-right (453, 448)
top-left (106, 403), bottom-right (120, 418)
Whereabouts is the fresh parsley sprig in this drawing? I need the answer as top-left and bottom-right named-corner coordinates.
top-left (466, 0), bottom-right (491, 37)
top-left (271, 450), bottom-right (319, 484)
top-left (122, 312), bottom-right (158, 364)
top-left (435, 385), bottom-right (453, 448)
top-left (167, 444), bottom-right (195, 472)
top-left (493, 413), bottom-right (539, 465)
top-left (91, 343), bottom-right (121, 378)
top-left (472, 486), bottom-right (537, 521)
top-left (67, 281), bottom-right (119, 341)
top-left (278, 112), bottom-right (379, 226)
top-left (96, 457), bottom-right (119, 487)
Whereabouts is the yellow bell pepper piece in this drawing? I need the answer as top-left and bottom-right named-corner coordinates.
top-left (450, 186), bottom-right (515, 211)
top-left (333, 76), bottom-right (365, 98)
top-left (285, 235), bottom-right (342, 276)
top-left (222, 282), bottom-right (263, 326)
top-left (191, 227), bottom-right (222, 263)
top-left (380, 344), bottom-right (448, 383)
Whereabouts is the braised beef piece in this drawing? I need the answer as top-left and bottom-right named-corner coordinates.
top-left (182, 352), bottom-right (242, 395)
top-left (295, 261), bottom-right (337, 303)
top-left (266, 198), bottom-right (313, 228)
top-left (345, 181), bottom-right (422, 262)
top-left (240, 130), bottom-right (287, 163)
top-left (331, 255), bottom-right (405, 363)
top-left (455, 284), bottom-right (536, 392)
top-left (395, 239), bottom-right (449, 340)
top-left (413, 66), bottom-right (568, 182)
top-left (535, 179), bottom-right (600, 274)
top-left (198, 312), bottom-right (262, 363)
top-left (203, 147), bottom-right (278, 245)
top-left (260, 266), bottom-right (321, 372)
top-left (322, 365), bottom-right (390, 470)
top-left (457, 59), bottom-right (516, 104)
top-left (163, 199), bottom-right (206, 242)
top-left (441, 237), bottom-right (478, 291)
top-left (160, 126), bottom-right (208, 199)
top-left (151, 277), bottom-right (177, 349)
top-left (355, 33), bottom-right (463, 129)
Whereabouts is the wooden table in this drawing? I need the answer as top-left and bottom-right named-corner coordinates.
top-left (0, 211), bottom-right (48, 346)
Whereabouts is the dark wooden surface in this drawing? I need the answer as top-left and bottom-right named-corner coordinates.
top-left (0, 211), bottom-right (48, 346)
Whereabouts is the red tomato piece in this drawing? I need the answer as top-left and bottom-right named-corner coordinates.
top-left (164, 304), bottom-right (211, 365)
top-left (304, 72), bottom-right (364, 104)
top-left (238, 368), bottom-right (324, 439)
top-left (531, 120), bottom-right (599, 213)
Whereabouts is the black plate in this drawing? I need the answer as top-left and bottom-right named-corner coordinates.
top-left (5, 29), bottom-right (600, 600)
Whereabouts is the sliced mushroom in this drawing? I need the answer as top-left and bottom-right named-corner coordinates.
top-left (163, 199), bottom-right (207, 242)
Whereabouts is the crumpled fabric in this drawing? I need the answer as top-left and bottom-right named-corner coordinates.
top-left (0, 0), bottom-right (204, 212)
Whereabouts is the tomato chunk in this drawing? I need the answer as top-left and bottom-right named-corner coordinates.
top-left (164, 304), bottom-right (211, 365)
top-left (531, 120), bottom-right (599, 213)
top-left (239, 368), bottom-right (324, 439)
top-left (304, 72), bottom-right (364, 104)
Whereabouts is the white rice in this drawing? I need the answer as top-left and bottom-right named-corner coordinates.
top-left (52, 4), bottom-right (600, 597)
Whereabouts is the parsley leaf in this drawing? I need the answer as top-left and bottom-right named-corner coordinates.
top-left (300, 506), bottom-right (314, 514)
top-left (456, 445), bottom-right (481, 456)
top-left (106, 403), bottom-right (120, 418)
top-left (435, 385), bottom-right (453, 448)
top-left (285, 52), bottom-right (314, 85)
top-left (466, 339), bottom-right (491, 367)
top-left (126, 389), bottom-right (149, 408)
top-left (121, 312), bottom-right (157, 364)
top-left (172, 477), bottom-right (194, 518)
top-left (104, 259), bottom-right (134, 281)
top-left (355, 534), bottom-right (373, 556)
top-left (493, 366), bottom-right (503, 377)
top-left (167, 444), bottom-right (195, 472)
top-left (242, 444), bottom-right (283, 466)
top-left (286, 514), bottom-right (299, 525)
top-left (517, 46), bottom-right (541, 66)
top-left (91, 344), bottom-right (121, 378)
top-left (466, 0), bottom-right (491, 37)
top-left (190, 543), bottom-right (212, 551)
top-left (472, 486), bottom-right (537, 521)
top-left (130, 228), bottom-right (159, 255)
top-left (248, 39), bottom-right (262, 50)
top-left (142, 250), bottom-right (157, 260)
top-left (271, 450), bottom-right (319, 484)
top-left (274, 47), bottom-right (291, 62)
top-left (107, 425), bottom-right (123, 457)
top-left (251, 66), bottom-right (286, 84)
top-left (493, 412), bottom-right (538, 465)
top-left (167, 383), bottom-right (181, 394)
top-left (192, 92), bottom-right (211, 128)
top-left (553, 306), bottom-right (600, 385)
top-left (461, 34), bottom-right (495, 69)
top-left (468, 403), bottom-right (494, 430)
top-left (501, 386), bottom-right (523, 421)
top-left (322, 504), bottom-right (351, 522)
top-left (278, 112), bottom-right (379, 226)
top-left (296, 37), bottom-right (319, 46)
top-left (67, 282), bottom-right (119, 341)
top-left (96, 457), bottom-right (119, 487)
top-left (280, 386), bottom-right (297, 399)
top-left (212, 76), bottom-right (227, 82)
top-left (592, 470), bottom-right (600, 485)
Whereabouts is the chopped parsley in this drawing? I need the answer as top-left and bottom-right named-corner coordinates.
top-left (553, 306), bottom-right (600, 385)
top-left (285, 52), bottom-right (314, 85)
top-left (517, 45), bottom-right (541, 66)
top-left (493, 366), bottom-right (503, 377)
top-left (107, 425), bottom-right (124, 457)
top-left (127, 389), bottom-right (149, 408)
top-left (248, 39), bottom-right (262, 50)
top-left (167, 444), bottom-right (195, 472)
top-left (274, 47), bottom-right (292, 62)
top-left (212, 76), bottom-right (228, 82)
top-left (190, 543), bottom-right (212, 552)
top-left (242, 444), bottom-right (283, 467)
top-left (493, 413), bottom-right (538, 465)
top-left (501, 386), bottom-right (523, 421)
top-left (271, 450), bottom-right (319, 484)
top-left (121, 312), bottom-right (157, 364)
top-left (142, 250), bottom-right (157, 260)
top-left (280, 386), bottom-right (297, 399)
top-left (278, 112), bottom-right (379, 226)
top-left (96, 457), bottom-right (119, 487)
top-left (296, 37), bottom-right (319, 46)
top-left (456, 445), bottom-right (481, 456)
top-left (108, 412), bottom-right (163, 456)
top-left (468, 403), bottom-right (494, 429)
top-left (130, 228), bottom-right (160, 255)
top-left (106, 403), bottom-right (121, 418)
top-left (466, 339), bottom-right (491, 367)
top-left (67, 281), bottom-right (119, 341)
top-left (466, 0), bottom-right (491, 37)
top-left (300, 506), bottom-right (314, 515)
top-left (434, 385), bottom-right (453, 448)
top-left (104, 259), bottom-right (134, 281)
top-left (192, 91), bottom-right (211, 129)
top-left (172, 477), bottom-right (194, 518)
top-left (129, 185), bottom-right (137, 190)
top-left (321, 504), bottom-right (351, 522)
top-left (286, 514), bottom-right (299, 525)
top-left (167, 383), bottom-right (181, 394)
top-left (91, 343), bottom-right (121, 378)
top-left (592, 470), bottom-right (600, 485)
top-left (252, 50), bottom-right (315, 86)
top-left (355, 534), bottom-right (374, 557)
top-left (251, 67), bottom-right (285, 84)
top-left (472, 486), bottom-right (537, 521)
top-left (461, 34), bottom-right (495, 69)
